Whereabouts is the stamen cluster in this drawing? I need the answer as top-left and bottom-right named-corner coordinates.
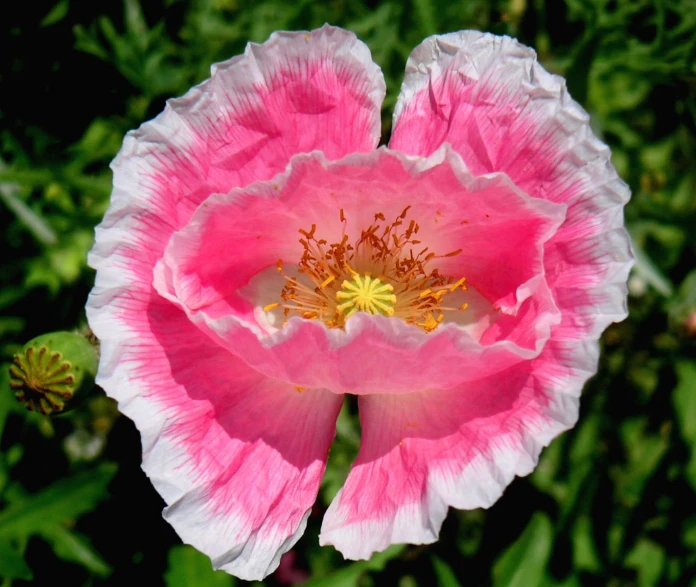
top-left (266, 207), bottom-right (467, 332)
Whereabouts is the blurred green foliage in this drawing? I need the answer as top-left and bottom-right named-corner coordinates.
top-left (1, 0), bottom-right (696, 585)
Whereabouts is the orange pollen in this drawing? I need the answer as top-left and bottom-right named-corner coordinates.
top-left (269, 207), bottom-right (468, 332)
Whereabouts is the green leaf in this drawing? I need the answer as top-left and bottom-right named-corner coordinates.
top-left (540, 574), bottom-right (583, 587)
top-left (0, 317), bottom-right (24, 337)
top-left (529, 434), bottom-right (565, 495)
top-left (572, 516), bottom-right (602, 573)
top-left (164, 545), bottom-right (235, 587)
top-left (673, 360), bottom-right (696, 442)
top-left (616, 418), bottom-right (669, 508)
top-left (432, 555), bottom-right (462, 587)
top-left (629, 236), bottom-right (674, 297)
top-left (0, 463), bottom-right (116, 538)
top-left (304, 544), bottom-right (405, 587)
top-left (40, 0), bottom-right (69, 27)
top-left (492, 513), bottom-right (554, 587)
top-left (412, 0), bottom-right (437, 36)
top-left (565, 29), bottom-right (597, 105)
top-left (321, 403), bottom-right (358, 504)
top-left (0, 363), bottom-right (18, 442)
top-left (71, 119), bottom-right (123, 164)
top-left (0, 540), bottom-right (32, 580)
top-left (673, 360), bottom-right (696, 489)
top-left (41, 525), bottom-right (112, 577)
top-left (630, 221), bottom-right (685, 276)
top-left (555, 415), bottom-right (602, 526)
top-left (558, 461), bottom-right (596, 529)
top-left (589, 69), bottom-right (651, 115)
top-left (0, 162), bottom-right (58, 246)
top-left (667, 271), bottom-right (696, 328)
top-left (73, 24), bottom-right (110, 61)
top-left (124, 0), bottom-right (149, 43)
top-left (683, 517), bottom-right (696, 550)
top-left (334, 402), bottom-right (361, 449)
top-left (625, 539), bottom-right (666, 587)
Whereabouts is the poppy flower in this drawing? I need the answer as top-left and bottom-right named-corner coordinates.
top-left (87, 25), bottom-right (633, 580)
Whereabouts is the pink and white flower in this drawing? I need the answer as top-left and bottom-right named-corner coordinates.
top-left (87, 26), bottom-right (633, 579)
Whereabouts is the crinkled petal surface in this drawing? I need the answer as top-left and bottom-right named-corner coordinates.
top-left (87, 26), bottom-right (383, 580)
top-left (319, 31), bottom-right (633, 556)
top-left (320, 365), bottom-right (579, 558)
top-left (154, 146), bottom-right (566, 394)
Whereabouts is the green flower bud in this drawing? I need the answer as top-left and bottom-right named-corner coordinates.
top-left (9, 331), bottom-right (98, 415)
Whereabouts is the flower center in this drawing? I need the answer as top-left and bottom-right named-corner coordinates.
top-left (266, 206), bottom-right (468, 332)
top-left (336, 274), bottom-right (396, 318)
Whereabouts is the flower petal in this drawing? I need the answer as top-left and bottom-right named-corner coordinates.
top-left (390, 31), bottom-right (633, 340)
top-left (154, 147), bottom-right (567, 394)
top-left (156, 25), bottom-right (384, 213)
top-left (319, 357), bottom-right (578, 559)
top-left (378, 34), bottom-right (633, 537)
top-left (87, 26), bottom-right (374, 580)
top-left (89, 291), bottom-right (342, 580)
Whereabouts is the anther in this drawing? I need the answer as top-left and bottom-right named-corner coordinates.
top-left (320, 275), bottom-right (336, 288)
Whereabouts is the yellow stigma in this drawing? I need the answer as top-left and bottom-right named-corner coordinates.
top-left (336, 274), bottom-right (396, 318)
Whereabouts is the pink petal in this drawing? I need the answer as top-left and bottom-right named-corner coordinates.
top-left (154, 26), bottom-right (384, 224)
top-left (390, 32), bottom-right (633, 339)
top-left (391, 31), bottom-right (632, 437)
top-left (154, 147), bottom-right (567, 394)
top-left (87, 26), bottom-right (380, 579)
top-left (320, 359), bottom-right (577, 559)
top-left (90, 294), bottom-right (342, 579)
top-left (316, 32), bottom-right (633, 556)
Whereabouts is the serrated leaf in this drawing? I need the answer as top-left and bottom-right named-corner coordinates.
top-left (73, 24), bottom-right (110, 61)
top-left (0, 464), bottom-right (116, 538)
top-left (303, 544), bottom-right (405, 587)
top-left (164, 545), bottom-right (235, 587)
top-left (41, 525), bottom-right (112, 577)
top-left (0, 540), bottom-right (32, 580)
top-left (492, 513), bottom-right (554, 587)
